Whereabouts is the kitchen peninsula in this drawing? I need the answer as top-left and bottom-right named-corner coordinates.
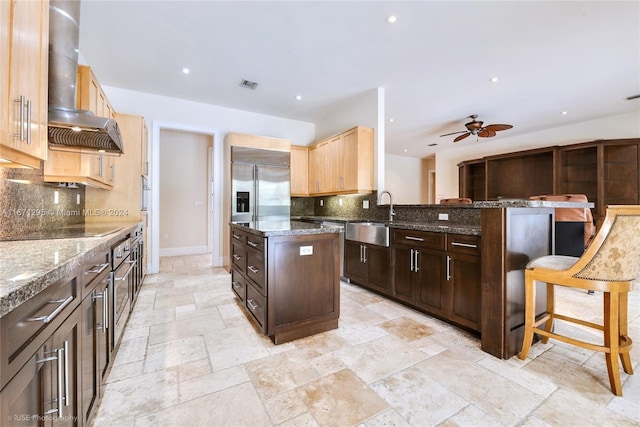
top-left (230, 221), bottom-right (342, 344)
top-left (295, 198), bottom-right (594, 359)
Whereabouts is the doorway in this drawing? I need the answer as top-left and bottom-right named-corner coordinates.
top-left (149, 121), bottom-right (223, 274)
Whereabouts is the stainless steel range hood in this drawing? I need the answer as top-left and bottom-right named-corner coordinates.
top-left (48, 0), bottom-right (124, 155)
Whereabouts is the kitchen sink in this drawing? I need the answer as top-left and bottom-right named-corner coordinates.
top-left (345, 222), bottom-right (390, 247)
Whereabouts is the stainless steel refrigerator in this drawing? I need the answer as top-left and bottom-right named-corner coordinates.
top-left (231, 146), bottom-right (291, 222)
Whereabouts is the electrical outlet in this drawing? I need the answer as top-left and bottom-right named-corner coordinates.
top-left (299, 245), bottom-right (313, 256)
top-left (438, 213), bottom-right (449, 221)
top-left (338, 198), bottom-right (343, 206)
top-left (363, 200), bottom-right (369, 209)
top-left (163, 233), bottom-right (169, 240)
top-left (76, 194), bottom-right (80, 204)
top-left (194, 200), bottom-right (204, 206)
top-left (54, 191), bottom-right (59, 204)
top-left (320, 199), bottom-right (324, 207)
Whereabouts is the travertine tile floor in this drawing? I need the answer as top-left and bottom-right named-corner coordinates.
top-left (94, 255), bottom-right (640, 426)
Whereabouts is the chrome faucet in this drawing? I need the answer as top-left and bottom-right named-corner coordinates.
top-left (377, 190), bottom-right (395, 222)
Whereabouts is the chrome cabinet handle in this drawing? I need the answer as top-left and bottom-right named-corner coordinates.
top-left (86, 262), bottom-right (110, 274)
top-left (410, 249), bottom-right (414, 272)
top-left (27, 296), bottom-right (74, 323)
top-left (247, 265), bottom-right (259, 274)
top-left (26, 99), bottom-right (32, 144)
top-left (363, 245), bottom-right (367, 263)
top-left (414, 250), bottom-right (420, 273)
top-left (232, 281), bottom-right (241, 290)
top-left (232, 254), bottom-right (242, 260)
top-left (93, 290), bottom-right (109, 330)
top-left (115, 260), bottom-right (136, 281)
top-left (359, 244), bottom-right (363, 263)
top-left (247, 299), bottom-right (260, 310)
top-left (446, 255), bottom-right (451, 281)
top-left (247, 240), bottom-right (259, 248)
top-left (14, 96), bottom-right (25, 141)
top-left (232, 233), bottom-right (242, 239)
top-left (63, 340), bottom-right (69, 409)
top-left (452, 242), bottom-right (477, 249)
top-left (405, 236), bottom-right (424, 242)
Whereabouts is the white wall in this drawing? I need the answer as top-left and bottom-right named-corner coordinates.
top-left (435, 111), bottom-right (640, 200)
top-left (159, 130), bottom-right (211, 255)
top-left (385, 154), bottom-right (424, 204)
top-left (103, 86), bottom-right (316, 145)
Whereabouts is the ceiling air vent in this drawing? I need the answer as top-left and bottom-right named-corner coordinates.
top-left (239, 79), bottom-right (259, 90)
top-left (626, 94), bottom-right (640, 101)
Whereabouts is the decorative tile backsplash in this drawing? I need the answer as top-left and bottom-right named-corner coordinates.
top-left (291, 191), bottom-right (481, 226)
top-left (0, 167), bottom-right (85, 238)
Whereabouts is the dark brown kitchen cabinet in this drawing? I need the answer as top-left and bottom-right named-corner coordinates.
top-left (1, 308), bottom-right (81, 427)
top-left (230, 224), bottom-right (340, 343)
top-left (344, 240), bottom-right (391, 295)
top-left (459, 138), bottom-right (640, 228)
top-left (80, 250), bottom-right (111, 425)
top-left (391, 230), bottom-right (481, 333)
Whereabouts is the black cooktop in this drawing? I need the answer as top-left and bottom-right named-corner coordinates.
top-left (0, 225), bottom-right (124, 241)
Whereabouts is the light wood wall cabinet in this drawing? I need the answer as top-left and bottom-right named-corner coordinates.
top-left (43, 65), bottom-right (117, 189)
top-left (290, 145), bottom-right (309, 196)
top-left (0, 0), bottom-right (49, 169)
top-left (308, 126), bottom-right (374, 196)
top-left (85, 113), bottom-right (148, 222)
top-left (458, 138), bottom-right (640, 227)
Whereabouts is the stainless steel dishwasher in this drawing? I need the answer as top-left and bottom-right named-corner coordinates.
top-left (320, 221), bottom-right (346, 282)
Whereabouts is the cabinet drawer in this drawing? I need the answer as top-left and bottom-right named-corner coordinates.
top-left (246, 247), bottom-right (266, 294)
top-left (246, 283), bottom-right (266, 330)
top-left (447, 234), bottom-right (481, 256)
top-left (245, 234), bottom-right (265, 252)
top-left (231, 240), bottom-right (246, 272)
top-left (82, 250), bottom-right (111, 296)
top-left (0, 271), bottom-right (79, 390)
top-left (231, 269), bottom-right (246, 302)
top-left (231, 228), bottom-right (246, 244)
top-left (392, 229), bottom-right (445, 250)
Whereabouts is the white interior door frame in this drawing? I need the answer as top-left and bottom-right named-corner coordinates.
top-left (149, 120), bottom-right (223, 274)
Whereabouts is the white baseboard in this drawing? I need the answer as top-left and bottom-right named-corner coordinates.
top-left (159, 245), bottom-right (208, 257)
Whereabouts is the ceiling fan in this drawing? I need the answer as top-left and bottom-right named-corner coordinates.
top-left (440, 114), bottom-right (513, 142)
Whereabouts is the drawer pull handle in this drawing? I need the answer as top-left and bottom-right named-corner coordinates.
top-left (115, 260), bottom-right (137, 281)
top-left (248, 265), bottom-right (259, 274)
top-left (86, 262), bottom-right (110, 274)
top-left (232, 254), bottom-right (242, 260)
top-left (27, 296), bottom-right (74, 324)
top-left (446, 255), bottom-right (452, 281)
top-left (452, 242), bottom-right (478, 249)
top-left (233, 234), bottom-right (242, 239)
top-left (405, 236), bottom-right (424, 241)
top-left (232, 281), bottom-right (241, 289)
top-left (247, 299), bottom-right (261, 310)
top-left (247, 240), bottom-right (259, 248)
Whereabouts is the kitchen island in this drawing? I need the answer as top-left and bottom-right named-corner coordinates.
top-left (230, 221), bottom-right (342, 344)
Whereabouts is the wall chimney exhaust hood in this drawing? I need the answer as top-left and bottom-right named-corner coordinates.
top-left (47, 0), bottom-right (124, 155)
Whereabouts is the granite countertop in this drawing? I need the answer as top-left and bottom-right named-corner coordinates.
top-left (392, 200), bottom-right (594, 208)
top-left (231, 220), bottom-right (343, 237)
top-left (388, 221), bottom-right (481, 236)
top-left (0, 221), bottom-right (141, 319)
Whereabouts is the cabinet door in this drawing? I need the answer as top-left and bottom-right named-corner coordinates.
top-left (447, 252), bottom-right (481, 331)
top-left (340, 128), bottom-right (358, 191)
top-left (344, 240), bottom-right (367, 283)
top-left (365, 244), bottom-right (391, 295)
top-left (50, 309), bottom-right (81, 427)
top-left (415, 248), bottom-right (446, 316)
top-left (290, 145), bottom-right (308, 196)
top-left (0, 0), bottom-right (48, 167)
top-left (392, 245), bottom-right (414, 304)
top-left (328, 135), bottom-right (342, 192)
top-left (0, 345), bottom-right (47, 427)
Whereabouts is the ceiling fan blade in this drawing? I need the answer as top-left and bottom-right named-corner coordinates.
top-left (478, 129), bottom-right (497, 138)
top-left (440, 130), bottom-right (467, 137)
top-left (484, 124), bottom-right (513, 132)
top-left (453, 132), bottom-right (471, 142)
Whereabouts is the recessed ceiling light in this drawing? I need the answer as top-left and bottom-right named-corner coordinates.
top-left (490, 77), bottom-right (499, 83)
top-left (386, 15), bottom-right (397, 24)
top-left (296, 95), bottom-right (302, 100)
top-left (403, 149), bottom-right (408, 152)
top-left (389, 118), bottom-right (394, 122)
top-left (182, 67), bottom-right (190, 74)
top-left (561, 111), bottom-right (568, 115)
top-left (428, 143), bottom-right (438, 147)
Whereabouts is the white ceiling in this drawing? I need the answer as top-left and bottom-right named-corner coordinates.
top-left (78, 1), bottom-right (640, 159)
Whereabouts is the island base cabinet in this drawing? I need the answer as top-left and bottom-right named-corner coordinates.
top-left (230, 225), bottom-right (340, 344)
